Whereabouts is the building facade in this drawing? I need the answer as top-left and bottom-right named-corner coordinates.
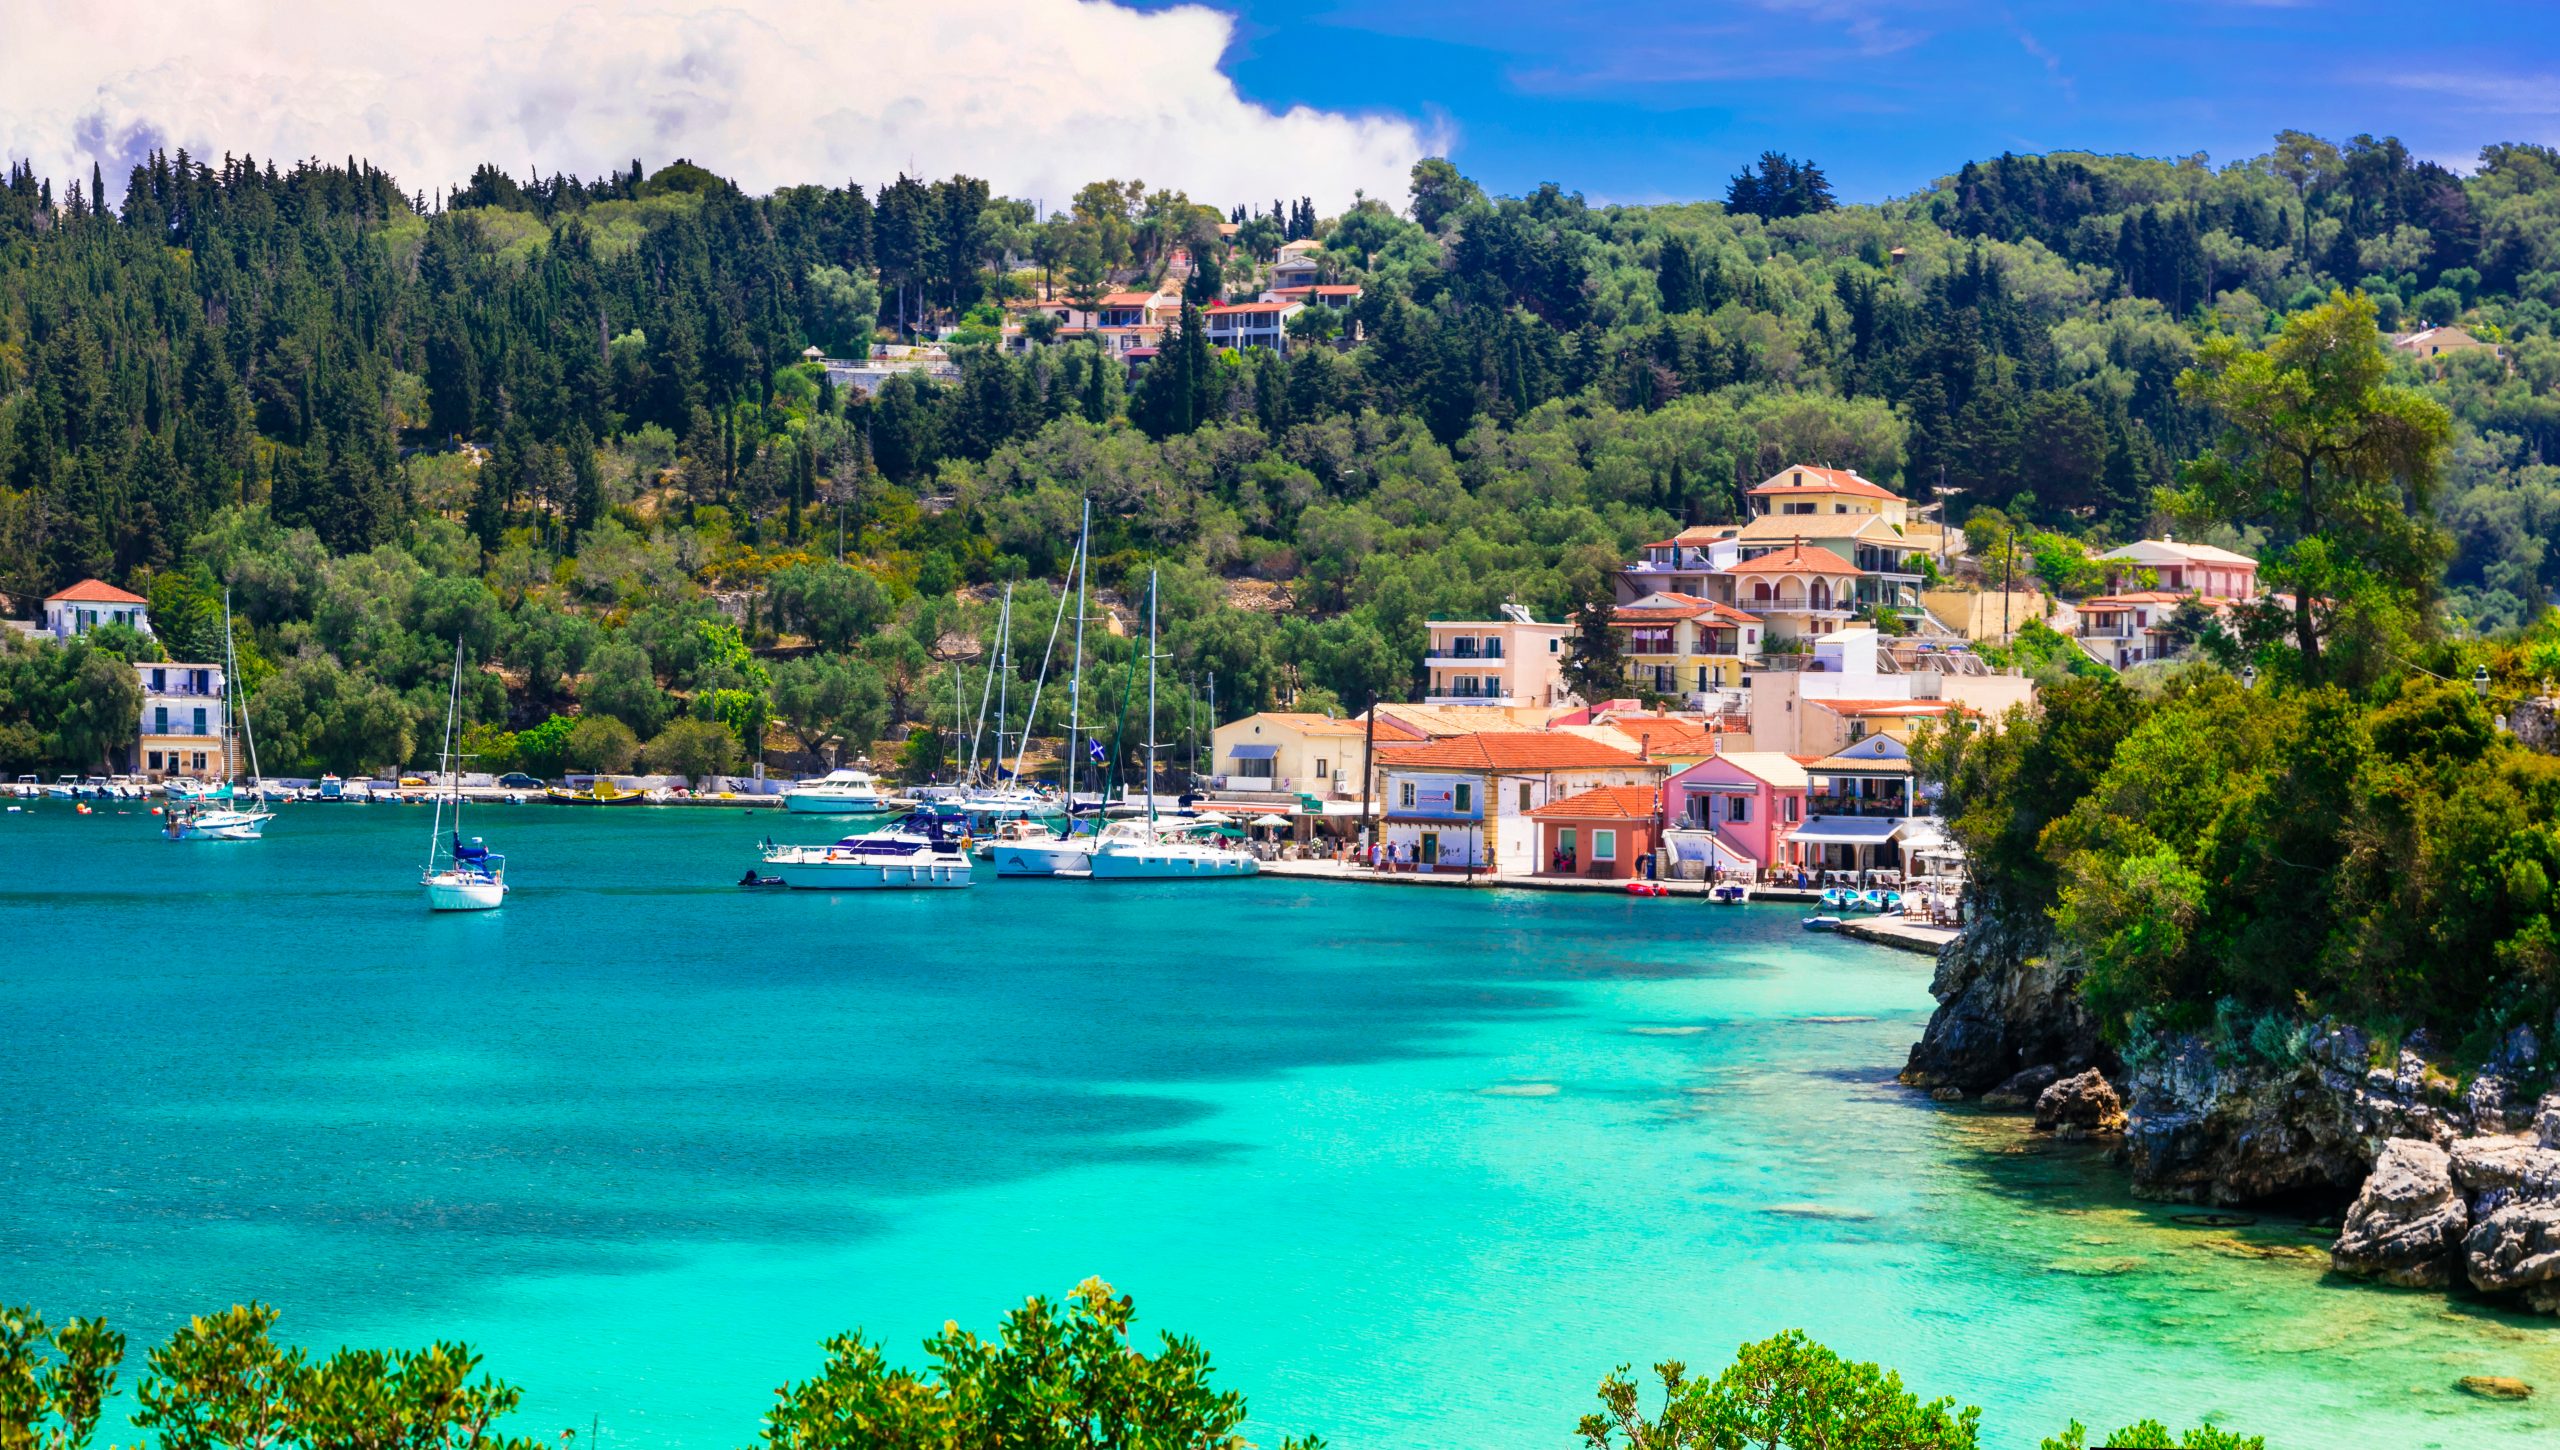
top-left (41, 579), bottom-right (152, 640)
top-left (1374, 732), bottom-right (1663, 875)
top-left (139, 660), bottom-right (228, 780)
top-left (1615, 592), bottom-right (1763, 696)
top-left (1661, 751), bottom-right (1807, 871)
top-left (1528, 786), bottom-right (1664, 880)
top-left (1421, 610), bottom-right (1574, 707)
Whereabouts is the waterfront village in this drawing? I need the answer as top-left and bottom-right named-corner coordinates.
top-left (12, 459), bottom-right (2285, 927)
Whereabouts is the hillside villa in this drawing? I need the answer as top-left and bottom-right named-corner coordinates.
top-left (1422, 607), bottom-right (1574, 706)
top-left (1662, 750), bottom-right (1809, 875)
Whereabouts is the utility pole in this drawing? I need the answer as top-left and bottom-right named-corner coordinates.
top-left (2002, 533), bottom-right (2015, 643)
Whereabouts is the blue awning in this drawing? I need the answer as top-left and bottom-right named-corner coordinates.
top-left (1228, 744), bottom-right (1280, 760)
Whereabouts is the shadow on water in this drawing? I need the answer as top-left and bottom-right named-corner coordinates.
top-left (5, 807), bottom-right (1775, 1323)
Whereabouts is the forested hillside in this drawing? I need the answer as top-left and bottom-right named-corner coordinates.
top-left (1, 134), bottom-right (2555, 776)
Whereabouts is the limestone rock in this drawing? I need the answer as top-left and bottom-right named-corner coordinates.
top-left (1981, 1064), bottom-right (2061, 1110)
top-left (2034, 1069), bottom-right (2126, 1135)
top-left (2463, 1201), bottom-right (2560, 1309)
top-left (2121, 1024), bottom-right (2463, 1205)
top-left (1899, 916), bottom-right (2100, 1094)
top-left (2330, 1139), bottom-right (2467, 1288)
top-left (2450, 1138), bottom-right (2560, 1215)
top-left (2537, 1093), bottom-right (2560, 1150)
top-left (2458, 1376), bottom-right (2533, 1401)
top-left (1930, 1085), bottom-right (1966, 1102)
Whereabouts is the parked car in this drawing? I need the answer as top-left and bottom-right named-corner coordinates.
top-left (496, 772), bottom-right (545, 791)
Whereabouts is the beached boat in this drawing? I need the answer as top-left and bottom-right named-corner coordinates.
top-left (784, 767), bottom-right (893, 814)
top-left (421, 640), bottom-right (507, 911)
top-left (756, 812), bottom-right (976, 890)
top-left (546, 779), bottom-right (649, 806)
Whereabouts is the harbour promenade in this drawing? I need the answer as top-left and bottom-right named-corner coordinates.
top-left (1254, 859), bottom-right (1957, 955)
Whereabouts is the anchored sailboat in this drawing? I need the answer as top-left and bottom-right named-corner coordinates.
top-left (1085, 569), bottom-right (1258, 881)
top-left (164, 591), bottom-right (275, 841)
top-left (422, 639), bottom-right (507, 911)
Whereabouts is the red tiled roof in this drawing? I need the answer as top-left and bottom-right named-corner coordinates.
top-left (1726, 544), bottom-right (1862, 576)
top-left (1811, 700), bottom-right (1977, 718)
top-left (47, 578), bottom-right (148, 605)
top-left (1529, 785), bottom-right (1661, 821)
top-left (1610, 719), bottom-right (1719, 754)
top-left (1207, 301), bottom-right (1296, 315)
top-left (2080, 591), bottom-right (2189, 608)
top-left (1750, 466), bottom-right (1900, 501)
top-left (1097, 291), bottom-right (1162, 308)
top-left (1271, 284), bottom-right (1363, 297)
top-left (1377, 732), bottom-right (1651, 771)
top-left (1614, 595), bottom-right (1758, 627)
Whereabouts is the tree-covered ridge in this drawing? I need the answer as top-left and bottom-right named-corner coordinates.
top-left (1, 132), bottom-right (2556, 775)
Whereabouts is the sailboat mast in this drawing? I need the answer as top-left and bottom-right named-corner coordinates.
top-left (995, 583), bottom-right (1013, 776)
top-left (1066, 498), bottom-right (1090, 810)
top-left (1011, 531), bottom-right (1081, 789)
top-left (1144, 569), bottom-right (1158, 831)
top-left (427, 637), bottom-right (461, 873)
top-left (220, 595), bottom-right (237, 783)
top-left (227, 591), bottom-right (262, 786)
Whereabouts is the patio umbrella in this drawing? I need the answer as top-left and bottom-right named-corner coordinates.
top-left (1250, 813), bottom-right (1292, 827)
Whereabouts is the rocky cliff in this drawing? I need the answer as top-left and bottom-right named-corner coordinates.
top-left (1904, 914), bottom-right (2560, 1314)
top-left (1898, 912), bottom-right (2103, 1094)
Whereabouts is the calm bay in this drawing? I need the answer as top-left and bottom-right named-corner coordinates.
top-left (5, 804), bottom-right (2555, 1447)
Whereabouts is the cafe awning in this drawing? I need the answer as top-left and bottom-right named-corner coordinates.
top-left (1786, 816), bottom-right (1907, 847)
top-left (1227, 744), bottom-right (1280, 760)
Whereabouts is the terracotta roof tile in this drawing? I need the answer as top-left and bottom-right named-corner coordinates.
top-left (1725, 544), bottom-right (1863, 576)
top-left (1750, 466), bottom-right (1900, 501)
top-left (1376, 731), bottom-right (1652, 771)
top-left (1528, 784), bottom-right (1661, 821)
top-left (47, 578), bottom-right (148, 605)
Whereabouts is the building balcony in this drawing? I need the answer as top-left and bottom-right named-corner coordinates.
top-left (1424, 649), bottom-right (1505, 665)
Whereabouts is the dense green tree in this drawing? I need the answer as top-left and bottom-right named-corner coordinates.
top-left (2175, 291), bottom-right (2454, 685)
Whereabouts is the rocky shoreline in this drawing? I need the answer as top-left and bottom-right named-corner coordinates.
top-left (1900, 915), bottom-right (2560, 1318)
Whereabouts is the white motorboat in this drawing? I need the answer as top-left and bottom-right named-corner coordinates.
top-left (421, 638), bottom-right (507, 911)
top-left (757, 813), bottom-right (976, 889)
top-left (164, 805), bottom-right (275, 841)
top-left (784, 767), bottom-right (893, 814)
top-left (1082, 571), bottom-right (1257, 883)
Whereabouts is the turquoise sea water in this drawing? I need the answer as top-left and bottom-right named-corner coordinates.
top-left (5, 802), bottom-right (2557, 1448)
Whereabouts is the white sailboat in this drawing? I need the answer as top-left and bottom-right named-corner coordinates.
top-left (1086, 569), bottom-right (1258, 881)
top-left (164, 592), bottom-right (275, 841)
top-left (421, 639), bottom-right (507, 911)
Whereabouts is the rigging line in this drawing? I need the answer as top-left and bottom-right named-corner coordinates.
top-left (1013, 528), bottom-right (1084, 787)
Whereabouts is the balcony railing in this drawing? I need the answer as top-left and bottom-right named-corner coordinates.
top-left (1803, 796), bottom-right (1912, 818)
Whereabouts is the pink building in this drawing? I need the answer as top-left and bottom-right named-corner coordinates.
top-left (2094, 538), bottom-right (2258, 601)
top-left (1661, 750), bottom-right (1809, 873)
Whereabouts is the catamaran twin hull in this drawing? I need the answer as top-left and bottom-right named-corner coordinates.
top-left (762, 855), bottom-right (976, 889)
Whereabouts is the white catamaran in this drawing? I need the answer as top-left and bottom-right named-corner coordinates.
top-left (421, 639), bottom-right (507, 911)
top-left (164, 592), bottom-right (276, 841)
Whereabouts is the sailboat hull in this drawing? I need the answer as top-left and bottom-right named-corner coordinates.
top-left (1085, 845), bottom-right (1259, 880)
top-left (166, 810), bottom-right (273, 841)
top-left (425, 872), bottom-right (508, 911)
top-left (989, 837), bottom-right (1100, 877)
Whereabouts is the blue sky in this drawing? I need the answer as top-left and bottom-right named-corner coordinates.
top-left (1173, 0), bottom-right (2560, 203)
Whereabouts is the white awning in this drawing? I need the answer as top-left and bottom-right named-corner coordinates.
top-left (1787, 816), bottom-right (1907, 846)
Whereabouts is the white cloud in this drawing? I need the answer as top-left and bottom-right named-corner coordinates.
top-left (1, 0), bottom-right (1437, 210)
